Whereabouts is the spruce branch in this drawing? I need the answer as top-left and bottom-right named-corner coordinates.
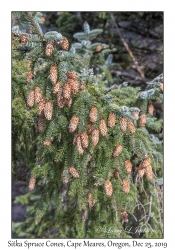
top-left (27, 12), bottom-right (43, 39)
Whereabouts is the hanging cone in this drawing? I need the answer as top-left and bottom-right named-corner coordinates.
top-left (159, 82), bottom-right (163, 92)
top-left (138, 168), bottom-right (145, 178)
top-left (43, 139), bottom-right (51, 146)
top-left (34, 86), bottom-right (42, 103)
top-left (45, 42), bottom-right (55, 56)
top-left (61, 169), bottom-right (69, 184)
top-left (125, 160), bottom-right (132, 174)
top-left (53, 82), bottom-right (61, 94)
top-left (63, 82), bottom-right (71, 99)
top-left (68, 115), bottom-right (79, 133)
top-left (133, 111), bottom-right (139, 120)
top-left (73, 133), bottom-right (78, 146)
top-left (127, 121), bottom-right (135, 134)
top-left (113, 145), bottom-right (123, 157)
top-left (142, 157), bottom-right (151, 168)
top-left (20, 34), bottom-right (28, 44)
top-left (108, 113), bottom-right (116, 128)
top-left (65, 98), bottom-right (72, 108)
top-left (96, 45), bottom-right (102, 52)
top-left (80, 131), bottom-right (89, 149)
top-left (122, 179), bottom-right (130, 194)
top-left (38, 98), bottom-right (46, 116)
top-left (76, 136), bottom-right (84, 155)
top-left (89, 106), bottom-right (98, 123)
top-left (49, 65), bottom-right (58, 85)
top-left (104, 180), bottom-right (113, 197)
top-left (99, 119), bottom-right (107, 136)
top-left (148, 104), bottom-right (154, 115)
top-left (68, 79), bottom-right (79, 94)
top-left (44, 101), bottom-right (53, 120)
top-left (88, 192), bottom-right (96, 208)
top-left (27, 90), bottom-right (35, 108)
top-left (140, 114), bottom-right (146, 127)
top-left (38, 118), bottom-right (44, 133)
top-left (145, 165), bottom-right (153, 181)
top-left (69, 167), bottom-right (79, 178)
top-left (60, 36), bottom-right (69, 50)
top-left (87, 123), bottom-right (93, 134)
top-left (120, 117), bottom-right (127, 132)
top-left (29, 176), bottom-right (36, 191)
top-left (66, 71), bottom-right (78, 81)
top-left (113, 168), bottom-right (120, 179)
top-left (121, 211), bottom-right (128, 223)
top-left (92, 129), bottom-right (99, 146)
top-left (26, 70), bottom-right (34, 82)
top-left (57, 92), bottom-right (66, 108)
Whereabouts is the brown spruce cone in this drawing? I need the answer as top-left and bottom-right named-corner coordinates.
top-left (113, 145), bottom-right (123, 157)
top-left (108, 113), bottom-right (116, 128)
top-left (66, 71), bottom-right (78, 81)
top-left (142, 157), bottom-right (151, 168)
top-left (34, 86), bottom-right (42, 103)
top-left (44, 101), bottom-right (53, 120)
top-left (133, 111), bottom-right (139, 120)
top-left (127, 121), bottom-right (135, 134)
top-left (113, 168), bottom-right (120, 179)
top-left (92, 129), bottom-right (99, 146)
top-left (27, 90), bottom-right (35, 108)
top-left (120, 117), bottom-right (127, 132)
top-left (68, 116), bottom-right (79, 133)
top-left (73, 133), bottom-right (78, 146)
top-left (26, 70), bottom-right (34, 82)
top-left (140, 114), bottom-right (147, 127)
top-left (38, 98), bottom-right (46, 116)
top-left (121, 211), bottom-right (128, 223)
top-left (76, 136), bottom-right (84, 155)
top-left (60, 36), bottom-right (69, 50)
top-left (63, 82), bottom-right (71, 99)
top-left (89, 106), bottom-right (98, 123)
top-left (88, 192), bottom-right (96, 208)
top-left (20, 34), bottom-right (28, 44)
top-left (69, 167), bottom-right (79, 178)
top-left (125, 160), bottom-right (132, 174)
top-left (29, 176), bottom-right (36, 191)
top-left (50, 65), bottom-right (58, 85)
top-left (145, 165), bottom-right (153, 181)
top-left (99, 119), bottom-right (107, 136)
top-left (57, 92), bottom-right (66, 108)
top-left (61, 169), bottom-right (69, 184)
top-left (65, 98), bottom-right (72, 108)
top-left (87, 123), bottom-right (93, 134)
top-left (80, 132), bottom-right (89, 149)
top-left (104, 180), bottom-right (113, 197)
top-left (43, 139), bottom-right (51, 146)
top-left (122, 179), bottom-right (130, 194)
top-left (138, 168), bottom-right (145, 178)
top-left (68, 79), bottom-right (79, 94)
top-left (38, 118), bottom-right (44, 133)
top-left (148, 104), bottom-right (154, 115)
top-left (159, 82), bottom-right (163, 92)
top-left (45, 42), bottom-right (55, 56)
top-left (53, 82), bottom-right (61, 94)
top-left (96, 45), bottom-right (102, 52)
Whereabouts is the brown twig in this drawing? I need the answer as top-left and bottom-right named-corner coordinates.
top-left (111, 70), bottom-right (149, 83)
top-left (110, 13), bottom-right (145, 78)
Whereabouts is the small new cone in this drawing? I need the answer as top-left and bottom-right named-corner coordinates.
top-left (121, 211), bottom-right (128, 223)
top-left (87, 123), bottom-right (93, 134)
top-left (68, 116), bottom-right (79, 133)
top-left (76, 136), bottom-right (84, 155)
top-left (114, 168), bottom-right (120, 179)
top-left (27, 90), bottom-right (35, 108)
top-left (94, 181), bottom-right (100, 186)
top-left (108, 113), bottom-right (116, 128)
top-left (133, 111), bottom-right (139, 120)
top-left (26, 70), bottom-right (34, 82)
top-left (80, 82), bottom-right (86, 92)
top-left (66, 71), bottom-right (78, 81)
top-left (122, 179), bottom-right (130, 194)
top-left (138, 168), bottom-right (145, 178)
top-left (148, 104), bottom-right (154, 115)
top-left (44, 101), bottom-right (53, 120)
top-left (69, 167), bottom-right (79, 178)
top-left (159, 82), bottom-right (163, 92)
top-left (99, 119), bottom-right (107, 136)
top-left (92, 129), bottom-right (99, 146)
top-left (43, 139), bottom-right (51, 146)
top-left (96, 45), bottom-right (102, 52)
top-left (113, 145), bottom-right (123, 157)
top-left (89, 106), bottom-right (98, 123)
top-left (60, 36), bottom-right (69, 50)
top-left (63, 82), bottom-right (71, 99)
top-left (53, 82), bottom-right (61, 94)
top-left (38, 98), bottom-right (46, 116)
top-left (38, 118), bottom-right (44, 133)
top-left (125, 160), bottom-right (132, 174)
top-left (50, 65), bottom-right (58, 85)
top-left (73, 133), bottom-right (78, 146)
top-left (45, 42), bottom-right (55, 56)
top-left (127, 121), bottom-right (135, 134)
top-left (57, 92), bottom-right (65, 108)
top-left (29, 177), bottom-right (36, 191)
top-left (140, 114), bottom-right (146, 127)
top-left (20, 34), bottom-right (28, 44)
top-left (80, 132), bottom-right (89, 149)
top-left (104, 180), bottom-right (113, 197)
top-left (145, 165), bottom-right (153, 181)
top-left (88, 192), bottom-right (96, 208)
top-left (65, 98), bottom-right (72, 108)
top-left (120, 117), bottom-right (127, 132)
top-left (34, 86), bottom-right (42, 103)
